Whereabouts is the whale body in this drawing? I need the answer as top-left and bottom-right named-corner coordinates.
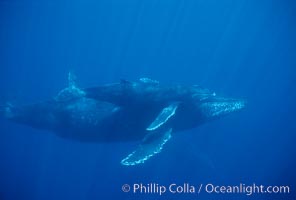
top-left (1, 75), bottom-right (245, 165)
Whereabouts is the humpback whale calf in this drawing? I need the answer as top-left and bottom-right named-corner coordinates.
top-left (1, 74), bottom-right (245, 165)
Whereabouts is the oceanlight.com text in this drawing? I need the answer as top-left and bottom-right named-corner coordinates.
top-left (204, 183), bottom-right (290, 196)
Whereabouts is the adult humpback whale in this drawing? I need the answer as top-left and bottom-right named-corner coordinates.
top-left (1, 74), bottom-right (245, 165)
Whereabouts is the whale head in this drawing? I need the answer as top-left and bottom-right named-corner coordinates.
top-left (198, 97), bottom-right (246, 120)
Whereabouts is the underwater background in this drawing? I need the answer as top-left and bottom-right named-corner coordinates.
top-left (0, 0), bottom-right (295, 199)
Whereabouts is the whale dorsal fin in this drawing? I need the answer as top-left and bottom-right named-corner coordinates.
top-left (68, 71), bottom-right (77, 89)
top-left (121, 128), bottom-right (172, 166)
top-left (55, 72), bottom-right (85, 101)
top-left (146, 102), bottom-right (179, 131)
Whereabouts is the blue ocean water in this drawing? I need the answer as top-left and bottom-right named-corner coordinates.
top-left (0, 0), bottom-right (295, 199)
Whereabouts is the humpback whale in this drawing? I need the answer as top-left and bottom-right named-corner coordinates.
top-left (1, 74), bottom-right (245, 165)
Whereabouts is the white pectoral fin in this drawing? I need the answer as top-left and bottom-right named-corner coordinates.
top-left (146, 102), bottom-right (179, 131)
top-left (121, 128), bottom-right (172, 166)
